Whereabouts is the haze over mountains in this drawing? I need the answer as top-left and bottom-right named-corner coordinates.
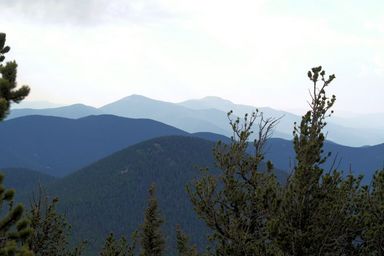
top-left (9, 95), bottom-right (384, 146)
top-left (1, 94), bottom-right (382, 254)
top-left (0, 114), bottom-right (382, 182)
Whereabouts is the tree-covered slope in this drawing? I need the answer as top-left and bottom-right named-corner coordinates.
top-left (6, 133), bottom-right (382, 253)
top-left (5, 134), bottom-right (286, 254)
top-left (46, 136), bottom-right (216, 254)
top-left (0, 168), bottom-right (56, 200)
top-left (41, 136), bottom-right (285, 254)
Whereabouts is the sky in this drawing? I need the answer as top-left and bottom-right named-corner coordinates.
top-left (1, 0), bottom-right (383, 114)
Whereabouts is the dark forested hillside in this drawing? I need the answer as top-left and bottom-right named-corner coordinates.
top-left (1, 168), bottom-right (56, 199)
top-left (11, 135), bottom-right (281, 254)
top-left (45, 136), bottom-right (216, 254)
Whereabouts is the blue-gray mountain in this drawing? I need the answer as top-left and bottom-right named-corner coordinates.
top-left (179, 96), bottom-right (384, 146)
top-left (9, 104), bottom-right (102, 119)
top-left (0, 115), bottom-right (382, 180)
top-left (0, 115), bottom-right (187, 176)
top-left (8, 95), bottom-right (384, 146)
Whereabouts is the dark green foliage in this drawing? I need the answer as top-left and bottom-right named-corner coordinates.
top-left (0, 174), bottom-right (33, 256)
top-left (0, 33), bottom-right (30, 121)
top-left (293, 66), bottom-right (336, 170)
top-left (359, 169), bottom-right (384, 254)
top-left (269, 66), bottom-right (363, 255)
top-left (27, 188), bottom-right (85, 256)
top-left (0, 33), bottom-right (32, 256)
top-left (140, 185), bottom-right (165, 256)
top-left (188, 66), bottom-right (384, 255)
top-left (0, 33), bottom-right (10, 63)
top-left (175, 225), bottom-right (198, 256)
top-left (0, 34), bottom-right (32, 253)
top-left (100, 232), bottom-right (137, 256)
top-left (187, 111), bottom-right (280, 255)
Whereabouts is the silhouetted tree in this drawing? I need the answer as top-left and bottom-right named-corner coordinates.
top-left (140, 185), bottom-right (165, 256)
top-left (269, 66), bottom-right (363, 255)
top-left (0, 32), bottom-right (32, 256)
top-left (100, 232), bottom-right (137, 256)
top-left (188, 66), bottom-right (375, 255)
top-left (0, 33), bottom-right (30, 120)
top-left (0, 174), bottom-right (33, 255)
top-left (175, 225), bottom-right (198, 256)
top-left (27, 188), bottom-right (85, 255)
top-left (187, 108), bottom-right (280, 255)
top-left (359, 169), bottom-right (384, 254)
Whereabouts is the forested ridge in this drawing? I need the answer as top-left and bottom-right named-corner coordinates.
top-left (0, 33), bottom-right (383, 256)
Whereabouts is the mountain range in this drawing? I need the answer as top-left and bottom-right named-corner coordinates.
top-left (0, 115), bottom-right (382, 180)
top-left (8, 95), bottom-right (384, 146)
top-left (0, 94), bottom-right (382, 254)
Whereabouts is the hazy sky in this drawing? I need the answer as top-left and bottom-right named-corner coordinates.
top-left (1, 0), bottom-right (383, 114)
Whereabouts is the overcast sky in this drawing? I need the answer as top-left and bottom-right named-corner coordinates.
top-left (1, 0), bottom-right (383, 114)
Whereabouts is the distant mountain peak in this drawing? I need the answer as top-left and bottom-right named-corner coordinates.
top-left (179, 96), bottom-right (236, 111)
top-left (119, 94), bottom-right (153, 101)
top-left (66, 103), bottom-right (91, 108)
top-left (104, 95), bottom-right (172, 108)
top-left (200, 96), bottom-right (234, 103)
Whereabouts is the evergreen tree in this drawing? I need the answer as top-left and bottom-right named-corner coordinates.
top-left (187, 109), bottom-right (280, 255)
top-left (140, 185), bottom-right (165, 256)
top-left (359, 169), bottom-right (384, 254)
top-left (0, 174), bottom-right (33, 256)
top-left (0, 32), bottom-right (32, 256)
top-left (175, 225), bottom-right (198, 256)
top-left (101, 233), bottom-right (124, 256)
top-left (188, 66), bottom-right (372, 255)
top-left (100, 232), bottom-right (137, 256)
top-left (0, 33), bottom-right (30, 120)
top-left (269, 66), bottom-right (362, 255)
top-left (27, 188), bottom-right (85, 256)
